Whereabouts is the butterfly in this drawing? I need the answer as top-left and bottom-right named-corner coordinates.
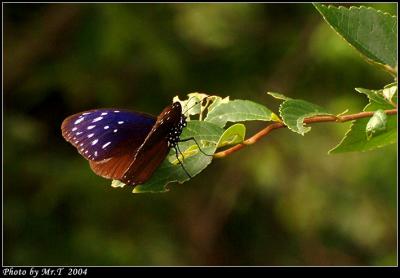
top-left (61, 101), bottom-right (206, 186)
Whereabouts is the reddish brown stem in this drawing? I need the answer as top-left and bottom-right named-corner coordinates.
top-left (213, 108), bottom-right (397, 159)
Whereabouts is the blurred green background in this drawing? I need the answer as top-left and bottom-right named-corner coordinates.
top-left (4, 3), bottom-right (397, 266)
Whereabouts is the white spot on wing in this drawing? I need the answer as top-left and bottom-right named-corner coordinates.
top-left (92, 139), bottom-right (98, 145)
top-left (87, 125), bottom-right (95, 130)
top-left (113, 129), bottom-right (118, 133)
top-left (74, 117), bottom-right (84, 125)
top-left (94, 151), bottom-right (98, 156)
top-left (88, 133), bottom-right (94, 138)
top-left (104, 125), bottom-right (109, 129)
top-left (102, 142), bottom-right (111, 149)
top-left (101, 112), bottom-right (108, 116)
top-left (92, 116), bottom-right (103, 123)
top-left (72, 127), bottom-right (77, 131)
top-left (118, 121), bottom-right (124, 124)
top-left (114, 110), bottom-right (120, 113)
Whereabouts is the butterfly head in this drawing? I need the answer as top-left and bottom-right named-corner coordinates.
top-left (171, 101), bottom-right (182, 112)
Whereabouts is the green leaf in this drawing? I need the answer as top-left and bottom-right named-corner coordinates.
top-left (168, 145), bottom-right (200, 165)
top-left (217, 123), bottom-right (246, 148)
top-left (266, 91), bottom-right (291, 101)
top-left (111, 180), bottom-right (126, 188)
top-left (384, 82), bottom-right (397, 89)
top-left (127, 120), bottom-right (223, 193)
top-left (205, 99), bottom-right (276, 127)
top-left (355, 87), bottom-right (393, 106)
top-left (382, 83), bottom-right (398, 105)
top-left (173, 92), bottom-right (209, 118)
top-left (366, 109), bottom-right (388, 140)
top-left (207, 95), bottom-right (230, 113)
top-left (329, 92), bottom-right (397, 153)
top-left (279, 99), bottom-right (332, 135)
top-left (314, 4), bottom-right (397, 70)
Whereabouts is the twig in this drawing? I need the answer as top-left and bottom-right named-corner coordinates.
top-left (213, 108), bottom-right (397, 158)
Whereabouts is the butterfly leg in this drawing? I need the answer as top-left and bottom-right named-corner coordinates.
top-left (178, 137), bottom-right (214, 156)
top-left (173, 145), bottom-right (192, 179)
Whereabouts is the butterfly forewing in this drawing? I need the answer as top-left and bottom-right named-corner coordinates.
top-left (61, 109), bottom-right (156, 161)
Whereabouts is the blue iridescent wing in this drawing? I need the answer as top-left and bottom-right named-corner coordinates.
top-left (61, 108), bottom-right (156, 162)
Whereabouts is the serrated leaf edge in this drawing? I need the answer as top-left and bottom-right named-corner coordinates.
top-left (314, 3), bottom-right (397, 71)
top-left (205, 100), bottom-right (274, 126)
top-left (279, 100), bottom-right (332, 135)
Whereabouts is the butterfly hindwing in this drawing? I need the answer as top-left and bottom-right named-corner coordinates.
top-left (121, 139), bottom-right (170, 185)
top-left (88, 152), bottom-right (134, 180)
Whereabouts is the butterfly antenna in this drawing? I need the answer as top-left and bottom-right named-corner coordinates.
top-left (179, 137), bottom-right (214, 157)
top-left (173, 145), bottom-right (192, 179)
top-left (182, 95), bottom-right (211, 115)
